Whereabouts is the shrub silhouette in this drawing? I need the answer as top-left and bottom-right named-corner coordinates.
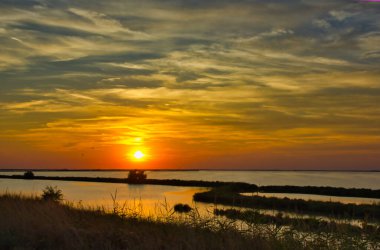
top-left (41, 186), bottom-right (63, 202)
top-left (23, 171), bottom-right (34, 179)
top-left (174, 203), bottom-right (192, 213)
top-left (127, 170), bottom-right (147, 183)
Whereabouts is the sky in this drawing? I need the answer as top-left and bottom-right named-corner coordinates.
top-left (0, 0), bottom-right (379, 170)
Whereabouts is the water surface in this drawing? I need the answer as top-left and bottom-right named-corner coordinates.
top-left (0, 178), bottom-right (209, 216)
top-left (241, 192), bottom-right (380, 205)
top-left (1, 170), bottom-right (379, 189)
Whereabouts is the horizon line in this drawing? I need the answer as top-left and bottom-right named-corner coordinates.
top-left (0, 168), bottom-right (379, 172)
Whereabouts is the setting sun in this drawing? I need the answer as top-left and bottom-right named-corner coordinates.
top-left (133, 150), bottom-right (145, 160)
top-left (0, 1), bottom-right (379, 248)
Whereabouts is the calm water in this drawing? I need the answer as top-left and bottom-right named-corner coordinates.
top-left (1, 170), bottom-right (379, 189)
top-left (1, 171), bottom-right (379, 214)
top-left (0, 178), bottom-right (209, 216)
top-left (241, 192), bottom-right (380, 205)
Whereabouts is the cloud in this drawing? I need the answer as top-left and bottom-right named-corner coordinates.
top-left (236, 29), bottom-right (294, 43)
top-left (313, 19), bottom-right (331, 29)
top-left (0, 0), bottom-right (379, 168)
top-left (358, 32), bottom-right (380, 58)
top-left (329, 10), bottom-right (354, 21)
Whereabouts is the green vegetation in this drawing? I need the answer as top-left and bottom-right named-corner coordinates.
top-left (193, 189), bottom-right (380, 221)
top-left (1, 193), bottom-right (379, 250)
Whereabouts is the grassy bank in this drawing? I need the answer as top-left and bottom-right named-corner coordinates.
top-left (193, 189), bottom-right (380, 221)
top-left (0, 194), bottom-right (260, 250)
top-left (259, 185), bottom-right (380, 199)
top-left (2, 193), bottom-right (380, 249)
top-left (214, 208), bottom-right (380, 236)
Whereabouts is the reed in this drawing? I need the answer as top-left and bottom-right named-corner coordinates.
top-left (1, 192), bottom-right (379, 249)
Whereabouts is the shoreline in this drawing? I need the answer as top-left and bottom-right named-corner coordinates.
top-left (1, 174), bottom-right (379, 199)
top-left (1, 169), bottom-right (380, 172)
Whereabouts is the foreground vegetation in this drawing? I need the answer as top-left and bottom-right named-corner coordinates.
top-left (1, 190), bottom-right (380, 250)
top-left (0, 193), bottom-right (258, 250)
top-left (1, 171), bottom-right (380, 249)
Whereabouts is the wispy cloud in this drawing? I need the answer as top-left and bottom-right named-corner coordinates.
top-left (0, 0), bottom-right (379, 169)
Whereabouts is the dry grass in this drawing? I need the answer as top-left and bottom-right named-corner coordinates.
top-left (0, 193), bottom-right (265, 250)
top-left (1, 193), bottom-right (379, 250)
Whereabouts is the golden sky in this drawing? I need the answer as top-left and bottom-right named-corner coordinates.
top-left (0, 0), bottom-right (379, 169)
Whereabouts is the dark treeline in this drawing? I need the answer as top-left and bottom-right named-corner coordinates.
top-left (259, 185), bottom-right (380, 199)
top-left (214, 208), bottom-right (380, 236)
top-left (194, 190), bottom-right (380, 221)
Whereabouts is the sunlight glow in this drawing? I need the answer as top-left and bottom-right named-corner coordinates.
top-left (133, 150), bottom-right (145, 160)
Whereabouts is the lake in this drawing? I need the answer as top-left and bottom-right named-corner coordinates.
top-left (1, 170), bottom-right (380, 188)
top-left (1, 171), bottom-right (379, 216)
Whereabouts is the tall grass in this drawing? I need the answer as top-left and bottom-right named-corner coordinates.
top-left (1, 192), bottom-right (379, 249)
top-left (0, 193), bottom-right (260, 250)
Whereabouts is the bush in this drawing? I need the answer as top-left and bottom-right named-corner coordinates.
top-left (41, 186), bottom-right (63, 202)
top-left (127, 170), bottom-right (147, 183)
top-left (174, 203), bottom-right (192, 213)
top-left (23, 171), bottom-right (34, 179)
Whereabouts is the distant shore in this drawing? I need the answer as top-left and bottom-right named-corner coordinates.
top-left (1, 174), bottom-right (379, 199)
top-left (1, 169), bottom-right (379, 172)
